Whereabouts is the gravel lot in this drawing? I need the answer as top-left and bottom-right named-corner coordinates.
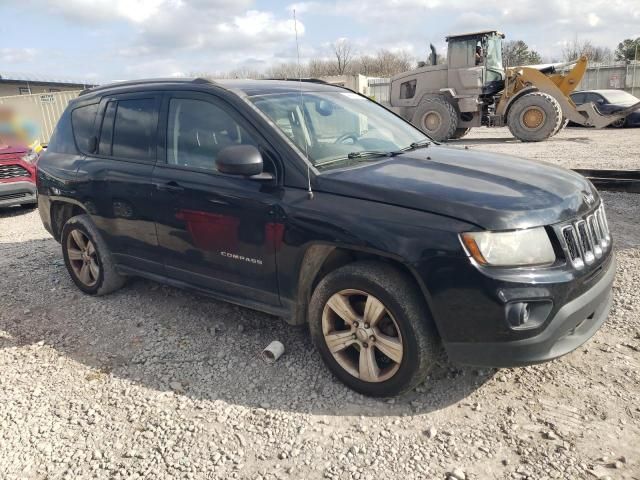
top-left (1, 129), bottom-right (639, 480)
top-left (457, 126), bottom-right (640, 170)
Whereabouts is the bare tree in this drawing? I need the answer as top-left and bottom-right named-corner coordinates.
top-left (350, 50), bottom-right (413, 77)
top-left (332, 39), bottom-right (354, 75)
top-left (562, 39), bottom-right (613, 63)
top-left (264, 62), bottom-right (303, 79)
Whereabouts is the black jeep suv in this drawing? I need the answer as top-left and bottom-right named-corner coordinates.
top-left (37, 78), bottom-right (615, 396)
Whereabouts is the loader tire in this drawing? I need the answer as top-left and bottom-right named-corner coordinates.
top-left (552, 118), bottom-right (569, 136)
top-left (412, 97), bottom-right (458, 142)
top-left (507, 92), bottom-right (562, 142)
top-left (450, 128), bottom-right (471, 139)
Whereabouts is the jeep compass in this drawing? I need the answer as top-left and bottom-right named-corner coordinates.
top-left (36, 78), bottom-right (615, 396)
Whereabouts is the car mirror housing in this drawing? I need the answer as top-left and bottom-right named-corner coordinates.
top-left (217, 145), bottom-right (264, 177)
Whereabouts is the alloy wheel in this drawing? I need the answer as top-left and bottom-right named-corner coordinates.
top-left (321, 289), bottom-right (403, 383)
top-left (66, 229), bottom-right (100, 287)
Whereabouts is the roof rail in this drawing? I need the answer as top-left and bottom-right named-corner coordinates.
top-left (79, 77), bottom-right (216, 96)
top-left (265, 77), bottom-right (329, 84)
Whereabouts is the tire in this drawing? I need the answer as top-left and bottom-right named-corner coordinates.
top-left (610, 117), bottom-right (626, 128)
top-left (507, 92), bottom-right (562, 142)
top-left (61, 214), bottom-right (126, 296)
top-left (412, 97), bottom-right (459, 142)
top-left (308, 261), bottom-right (440, 397)
top-left (552, 118), bottom-right (569, 136)
top-left (450, 127), bottom-right (471, 139)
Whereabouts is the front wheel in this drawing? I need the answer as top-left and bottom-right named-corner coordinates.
top-left (309, 261), bottom-right (440, 397)
top-left (507, 92), bottom-right (562, 142)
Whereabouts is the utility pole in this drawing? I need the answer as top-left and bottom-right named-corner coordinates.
top-left (633, 44), bottom-right (638, 97)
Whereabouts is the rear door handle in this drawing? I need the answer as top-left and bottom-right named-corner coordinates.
top-left (156, 181), bottom-right (184, 193)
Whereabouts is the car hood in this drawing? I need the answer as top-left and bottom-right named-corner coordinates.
top-left (0, 144), bottom-right (28, 156)
top-left (316, 146), bottom-right (598, 230)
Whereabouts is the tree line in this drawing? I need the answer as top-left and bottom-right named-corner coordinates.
top-left (211, 36), bottom-right (640, 79)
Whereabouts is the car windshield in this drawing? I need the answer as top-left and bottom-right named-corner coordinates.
top-left (250, 91), bottom-right (428, 169)
top-left (601, 90), bottom-right (639, 106)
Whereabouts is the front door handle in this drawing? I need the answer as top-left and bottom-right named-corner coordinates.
top-left (156, 181), bottom-right (184, 193)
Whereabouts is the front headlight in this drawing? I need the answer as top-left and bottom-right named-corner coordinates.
top-left (460, 227), bottom-right (556, 267)
top-left (21, 150), bottom-right (39, 164)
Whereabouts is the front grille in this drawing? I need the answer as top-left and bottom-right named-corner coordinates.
top-left (556, 204), bottom-right (610, 269)
top-left (0, 164), bottom-right (30, 180)
top-left (0, 192), bottom-right (27, 201)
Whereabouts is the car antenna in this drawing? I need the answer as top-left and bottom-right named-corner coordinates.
top-left (293, 8), bottom-right (314, 200)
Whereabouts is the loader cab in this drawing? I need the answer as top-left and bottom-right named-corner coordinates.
top-left (446, 30), bottom-right (505, 96)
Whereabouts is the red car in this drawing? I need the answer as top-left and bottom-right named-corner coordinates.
top-left (0, 143), bottom-right (38, 209)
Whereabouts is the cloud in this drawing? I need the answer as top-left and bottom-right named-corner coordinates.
top-left (4, 0), bottom-right (640, 80)
top-left (0, 48), bottom-right (38, 64)
top-left (288, 0), bottom-right (640, 60)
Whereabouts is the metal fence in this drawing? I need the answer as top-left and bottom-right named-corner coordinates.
top-left (0, 90), bottom-right (80, 145)
top-left (367, 78), bottom-right (391, 103)
top-left (577, 61), bottom-right (640, 95)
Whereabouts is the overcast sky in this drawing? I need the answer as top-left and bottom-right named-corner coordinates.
top-left (0, 0), bottom-right (639, 82)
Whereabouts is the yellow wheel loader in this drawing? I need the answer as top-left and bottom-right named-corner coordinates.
top-left (388, 30), bottom-right (640, 142)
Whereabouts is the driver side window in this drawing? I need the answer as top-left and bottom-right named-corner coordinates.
top-left (167, 98), bottom-right (257, 171)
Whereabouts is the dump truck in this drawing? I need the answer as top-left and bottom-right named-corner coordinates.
top-left (388, 30), bottom-right (640, 141)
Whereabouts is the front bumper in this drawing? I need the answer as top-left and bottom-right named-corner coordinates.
top-left (0, 180), bottom-right (37, 207)
top-left (444, 254), bottom-right (616, 367)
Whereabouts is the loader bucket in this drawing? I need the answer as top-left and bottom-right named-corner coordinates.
top-left (576, 100), bottom-right (640, 128)
top-left (506, 66), bottom-right (640, 129)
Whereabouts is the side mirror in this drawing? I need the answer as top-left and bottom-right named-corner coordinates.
top-left (217, 145), bottom-right (263, 177)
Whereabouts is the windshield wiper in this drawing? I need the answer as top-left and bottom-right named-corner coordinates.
top-left (393, 139), bottom-right (431, 154)
top-left (315, 151), bottom-right (392, 168)
top-left (315, 142), bottom-right (431, 168)
top-left (346, 150), bottom-right (392, 159)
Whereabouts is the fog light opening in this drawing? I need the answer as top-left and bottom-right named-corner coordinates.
top-left (506, 299), bottom-right (553, 331)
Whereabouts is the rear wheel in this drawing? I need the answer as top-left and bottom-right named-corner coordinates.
top-left (412, 97), bottom-right (458, 142)
top-left (450, 128), bottom-right (471, 139)
top-left (507, 92), bottom-right (562, 142)
top-left (61, 214), bottom-right (126, 296)
top-left (309, 261), bottom-right (440, 397)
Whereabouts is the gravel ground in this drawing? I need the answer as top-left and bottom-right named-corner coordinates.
top-left (1, 133), bottom-right (639, 480)
top-left (456, 126), bottom-right (640, 170)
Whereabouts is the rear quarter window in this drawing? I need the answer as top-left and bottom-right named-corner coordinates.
top-left (47, 108), bottom-right (77, 154)
top-left (71, 103), bottom-right (98, 153)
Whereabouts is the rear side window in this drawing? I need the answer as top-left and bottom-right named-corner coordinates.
top-left (71, 103), bottom-right (98, 153)
top-left (97, 98), bottom-right (158, 161)
top-left (112, 98), bottom-right (157, 161)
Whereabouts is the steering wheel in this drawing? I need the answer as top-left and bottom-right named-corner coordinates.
top-left (334, 132), bottom-right (359, 144)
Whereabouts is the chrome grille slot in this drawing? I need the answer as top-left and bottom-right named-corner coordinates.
top-left (562, 227), bottom-right (581, 263)
top-left (556, 203), bottom-right (611, 270)
top-left (576, 221), bottom-right (594, 264)
top-left (587, 215), bottom-right (602, 258)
